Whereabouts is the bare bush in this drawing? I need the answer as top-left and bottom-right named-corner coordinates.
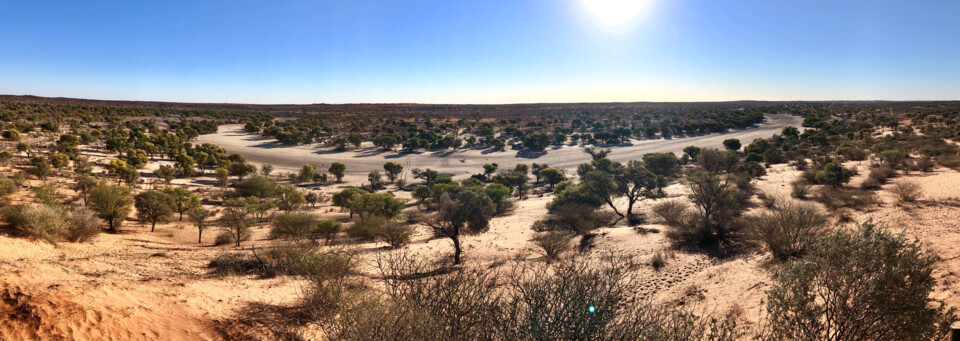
top-left (63, 207), bottom-right (102, 242)
top-left (652, 200), bottom-right (689, 227)
top-left (531, 231), bottom-right (573, 262)
top-left (891, 180), bottom-right (922, 204)
top-left (817, 187), bottom-right (876, 211)
top-left (748, 201), bottom-right (828, 260)
top-left (790, 180), bottom-right (811, 199)
top-left (379, 222), bottom-right (413, 248)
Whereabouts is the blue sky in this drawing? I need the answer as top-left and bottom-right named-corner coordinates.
top-left (1, 0), bottom-right (959, 104)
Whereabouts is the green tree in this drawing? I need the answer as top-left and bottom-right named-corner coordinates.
top-left (134, 191), bottom-right (175, 232)
top-left (723, 138), bottom-right (741, 151)
top-left (383, 162), bottom-right (404, 183)
top-left (358, 193), bottom-right (405, 219)
top-left (48, 153), bottom-right (70, 171)
top-left (221, 205), bottom-right (251, 248)
top-left (539, 167), bottom-right (566, 190)
top-left (329, 162), bottom-right (346, 183)
top-left (214, 167), bottom-right (229, 187)
top-left (275, 184), bottom-right (306, 211)
top-left (814, 162), bottom-right (854, 187)
top-left (413, 185), bottom-right (431, 206)
top-left (88, 183), bottom-right (133, 232)
top-left (348, 132), bottom-right (364, 148)
top-left (298, 164), bottom-right (316, 184)
top-left (29, 156), bottom-right (52, 180)
top-left (163, 186), bottom-right (201, 221)
top-left (426, 191), bottom-right (496, 264)
top-left (155, 165), bottom-right (175, 185)
top-left (187, 206), bottom-right (213, 243)
top-left (642, 153), bottom-right (681, 178)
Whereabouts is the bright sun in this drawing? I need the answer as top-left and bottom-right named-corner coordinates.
top-left (580, 0), bottom-right (651, 29)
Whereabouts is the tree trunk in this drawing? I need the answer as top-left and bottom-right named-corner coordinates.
top-left (198, 229), bottom-right (203, 243)
top-left (452, 236), bottom-right (462, 265)
top-left (151, 221), bottom-right (156, 232)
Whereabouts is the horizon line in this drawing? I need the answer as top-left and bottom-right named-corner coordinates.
top-left (3, 94), bottom-right (960, 107)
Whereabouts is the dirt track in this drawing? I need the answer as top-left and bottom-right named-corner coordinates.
top-left (196, 114), bottom-right (803, 180)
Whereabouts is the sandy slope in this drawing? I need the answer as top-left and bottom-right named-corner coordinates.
top-left (196, 114), bottom-right (803, 180)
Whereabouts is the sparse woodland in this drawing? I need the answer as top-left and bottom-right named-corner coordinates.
top-left (3, 96), bottom-right (960, 340)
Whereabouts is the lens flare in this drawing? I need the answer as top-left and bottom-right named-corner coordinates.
top-left (580, 0), bottom-right (651, 30)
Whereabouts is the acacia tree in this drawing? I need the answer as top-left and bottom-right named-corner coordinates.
top-left (383, 162), bottom-right (404, 183)
top-left (426, 191), bottom-right (496, 264)
top-left (329, 162), bottom-right (346, 183)
top-left (221, 205), bottom-right (251, 248)
top-left (134, 190), bottom-right (175, 232)
top-left (88, 183), bottom-right (133, 232)
top-left (163, 186), bottom-right (201, 221)
top-left (614, 161), bottom-right (662, 225)
top-left (187, 206), bottom-right (213, 243)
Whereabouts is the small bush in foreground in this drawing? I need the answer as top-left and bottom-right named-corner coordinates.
top-left (748, 201), bottom-right (828, 260)
top-left (763, 221), bottom-right (956, 340)
top-left (5, 204), bottom-right (67, 243)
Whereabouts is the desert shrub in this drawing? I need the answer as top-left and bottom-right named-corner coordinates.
top-left (379, 222), bottom-right (413, 248)
top-left (315, 220), bottom-right (343, 243)
top-left (649, 248), bottom-right (674, 271)
top-left (936, 154), bottom-right (960, 169)
top-left (347, 215), bottom-right (388, 241)
top-left (813, 162), bottom-right (854, 187)
top-left (533, 203), bottom-right (612, 236)
top-left (326, 253), bottom-right (742, 341)
top-left (891, 180), bottom-right (922, 204)
top-left (531, 231), bottom-right (573, 262)
top-left (270, 211), bottom-right (319, 241)
top-left (859, 176), bottom-right (882, 190)
top-left (790, 179), bottom-right (811, 199)
top-left (863, 165), bottom-right (896, 189)
top-left (4, 204), bottom-right (67, 243)
top-left (762, 221), bottom-right (956, 340)
top-left (214, 230), bottom-right (250, 246)
top-left (0, 177), bottom-right (16, 198)
top-left (651, 200), bottom-right (689, 227)
top-left (666, 172), bottom-right (750, 256)
top-left (913, 154), bottom-right (936, 172)
top-left (63, 207), bottom-right (101, 242)
top-left (499, 256), bottom-right (743, 340)
top-left (817, 187), bottom-right (876, 211)
top-left (261, 245), bottom-right (354, 280)
top-left (208, 253), bottom-right (265, 277)
top-left (748, 201), bottom-right (828, 260)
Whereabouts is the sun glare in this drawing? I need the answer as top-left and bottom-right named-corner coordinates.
top-left (580, 0), bottom-right (651, 30)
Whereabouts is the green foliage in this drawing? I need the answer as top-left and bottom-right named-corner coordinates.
top-left (764, 221), bottom-right (956, 340)
top-left (723, 138), bottom-right (741, 151)
top-left (271, 211), bottom-right (320, 240)
top-left (88, 183), bottom-right (133, 232)
top-left (135, 190), bottom-right (176, 232)
top-left (163, 186), bottom-right (201, 220)
top-left (813, 162), bottom-right (854, 187)
top-left (329, 162), bottom-right (347, 182)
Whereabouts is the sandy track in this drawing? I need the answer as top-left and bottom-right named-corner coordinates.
top-left (196, 114), bottom-right (803, 179)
